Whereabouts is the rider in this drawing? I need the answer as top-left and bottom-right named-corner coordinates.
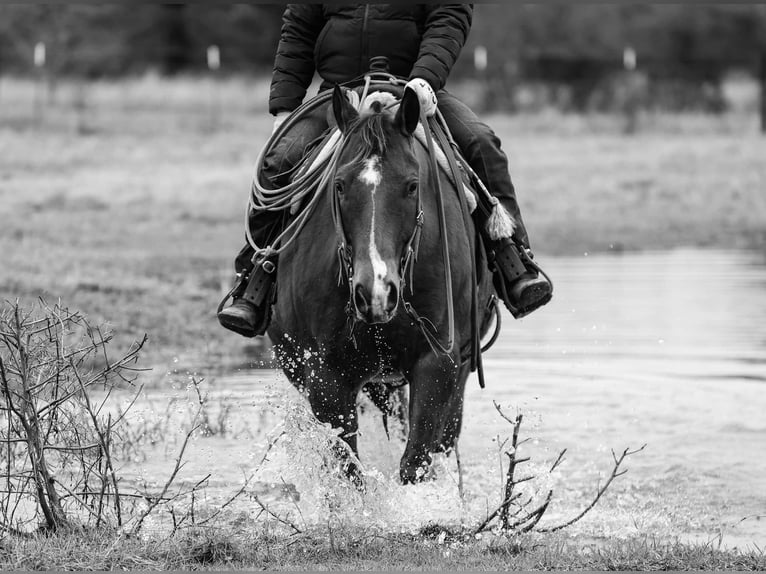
top-left (218, 4), bottom-right (552, 337)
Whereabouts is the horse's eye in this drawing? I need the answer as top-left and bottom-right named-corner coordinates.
top-left (335, 180), bottom-right (344, 194)
top-left (406, 181), bottom-right (419, 196)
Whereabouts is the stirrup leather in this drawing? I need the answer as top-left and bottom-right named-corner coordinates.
top-left (493, 240), bottom-right (529, 283)
top-left (241, 258), bottom-right (277, 308)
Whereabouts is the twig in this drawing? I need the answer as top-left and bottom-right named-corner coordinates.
top-left (251, 492), bottom-right (302, 534)
top-left (474, 492), bottom-right (523, 534)
top-left (454, 443), bottom-right (464, 502)
top-left (71, 359), bottom-right (123, 526)
top-left (192, 473), bottom-right (253, 529)
top-left (537, 444), bottom-right (647, 533)
top-left (549, 449), bottom-right (567, 473)
top-left (515, 490), bottom-right (554, 533)
top-left (259, 430), bottom-right (286, 467)
top-left (494, 402), bottom-right (522, 529)
top-left (128, 412), bottom-right (201, 536)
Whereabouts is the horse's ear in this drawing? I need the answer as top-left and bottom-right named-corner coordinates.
top-left (332, 85), bottom-right (359, 133)
top-left (395, 86), bottom-right (420, 136)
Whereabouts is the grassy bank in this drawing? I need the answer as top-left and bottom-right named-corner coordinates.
top-left (1, 526), bottom-right (763, 570)
top-left (0, 75), bottom-right (764, 369)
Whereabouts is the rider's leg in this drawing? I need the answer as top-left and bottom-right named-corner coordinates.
top-left (217, 211), bottom-right (282, 337)
top-left (218, 106), bottom-right (329, 336)
top-left (436, 91), bottom-right (552, 318)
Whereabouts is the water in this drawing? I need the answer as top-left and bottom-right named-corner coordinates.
top-left (131, 249), bottom-right (766, 547)
top-left (462, 248), bottom-right (766, 547)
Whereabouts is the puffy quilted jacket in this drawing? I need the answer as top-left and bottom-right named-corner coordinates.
top-left (268, 4), bottom-right (473, 115)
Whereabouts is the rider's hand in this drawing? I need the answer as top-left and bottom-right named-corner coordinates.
top-left (272, 111), bottom-right (290, 134)
top-left (405, 77), bottom-right (438, 117)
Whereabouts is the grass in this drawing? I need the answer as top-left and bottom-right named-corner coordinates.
top-left (1, 525), bottom-right (763, 570)
top-left (1, 75), bottom-right (764, 372)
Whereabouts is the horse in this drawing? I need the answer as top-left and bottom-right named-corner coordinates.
top-left (267, 84), bottom-right (495, 483)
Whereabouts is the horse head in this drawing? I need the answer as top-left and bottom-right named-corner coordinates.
top-left (331, 85), bottom-right (422, 325)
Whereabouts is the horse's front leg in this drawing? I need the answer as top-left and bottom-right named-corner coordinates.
top-left (304, 363), bottom-right (365, 483)
top-left (400, 353), bottom-right (462, 483)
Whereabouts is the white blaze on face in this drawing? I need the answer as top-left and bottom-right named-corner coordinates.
top-left (358, 156), bottom-right (391, 316)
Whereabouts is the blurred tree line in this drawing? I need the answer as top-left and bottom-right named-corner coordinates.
top-left (460, 5), bottom-right (766, 112)
top-left (1, 4), bottom-right (764, 111)
top-left (0, 4), bottom-right (285, 76)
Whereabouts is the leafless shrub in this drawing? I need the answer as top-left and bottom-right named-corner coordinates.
top-left (474, 401), bottom-right (645, 536)
top-left (0, 300), bottom-right (246, 538)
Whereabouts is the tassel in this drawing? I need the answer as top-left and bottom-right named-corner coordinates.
top-left (485, 202), bottom-right (515, 241)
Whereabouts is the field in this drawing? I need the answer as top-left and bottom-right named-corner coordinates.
top-left (1, 76), bottom-right (765, 569)
top-left (1, 75), bottom-right (764, 370)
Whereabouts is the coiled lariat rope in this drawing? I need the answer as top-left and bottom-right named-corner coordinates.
top-left (246, 75), bottom-right (376, 262)
top-left (246, 90), bottom-right (337, 261)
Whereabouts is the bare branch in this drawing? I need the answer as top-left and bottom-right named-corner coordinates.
top-left (474, 492), bottom-right (523, 534)
top-left (515, 490), bottom-right (554, 533)
top-left (537, 444), bottom-right (647, 533)
top-left (549, 448), bottom-right (567, 473)
top-left (128, 414), bottom-right (201, 536)
top-left (251, 492), bottom-right (302, 534)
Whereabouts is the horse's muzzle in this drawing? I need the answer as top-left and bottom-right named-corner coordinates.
top-left (353, 279), bottom-right (399, 324)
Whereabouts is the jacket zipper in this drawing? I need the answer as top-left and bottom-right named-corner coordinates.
top-left (361, 5), bottom-right (369, 76)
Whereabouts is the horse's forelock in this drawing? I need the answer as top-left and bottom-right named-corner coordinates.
top-left (346, 111), bottom-right (392, 158)
top-left (348, 92), bottom-right (408, 160)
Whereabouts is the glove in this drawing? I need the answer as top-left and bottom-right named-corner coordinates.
top-left (404, 77), bottom-right (438, 117)
top-left (272, 111), bottom-right (290, 134)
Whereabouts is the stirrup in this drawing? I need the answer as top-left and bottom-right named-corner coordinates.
top-left (217, 258), bottom-right (277, 316)
top-left (492, 243), bottom-right (553, 319)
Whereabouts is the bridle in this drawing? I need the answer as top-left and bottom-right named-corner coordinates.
top-left (329, 93), bottom-right (461, 360)
top-left (328, 102), bottom-right (425, 342)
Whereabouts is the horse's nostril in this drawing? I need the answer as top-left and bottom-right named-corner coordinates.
top-left (354, 283), bottom-right (370, 313)
top-left (386, 282), bottom-right (399, 313)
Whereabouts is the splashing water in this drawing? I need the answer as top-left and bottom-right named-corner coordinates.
top-left (240, 381), bottom-right (670, 541)
top-left (250, 397), bottom-right (468, 534)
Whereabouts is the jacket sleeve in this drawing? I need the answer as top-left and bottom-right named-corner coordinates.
top-left (269, 5), bottom-right (326, 115)
top-left (409, 4), bottom-right (473, 92)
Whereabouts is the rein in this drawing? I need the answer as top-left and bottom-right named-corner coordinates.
top-left (398, 106), bottom-right (456, 356)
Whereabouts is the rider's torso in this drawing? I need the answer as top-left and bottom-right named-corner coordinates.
top-left (314, 5), bottom-right (427, 89)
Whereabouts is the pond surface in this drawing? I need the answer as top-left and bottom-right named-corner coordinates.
top-left (131, 249), bottom-right (766, 547)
